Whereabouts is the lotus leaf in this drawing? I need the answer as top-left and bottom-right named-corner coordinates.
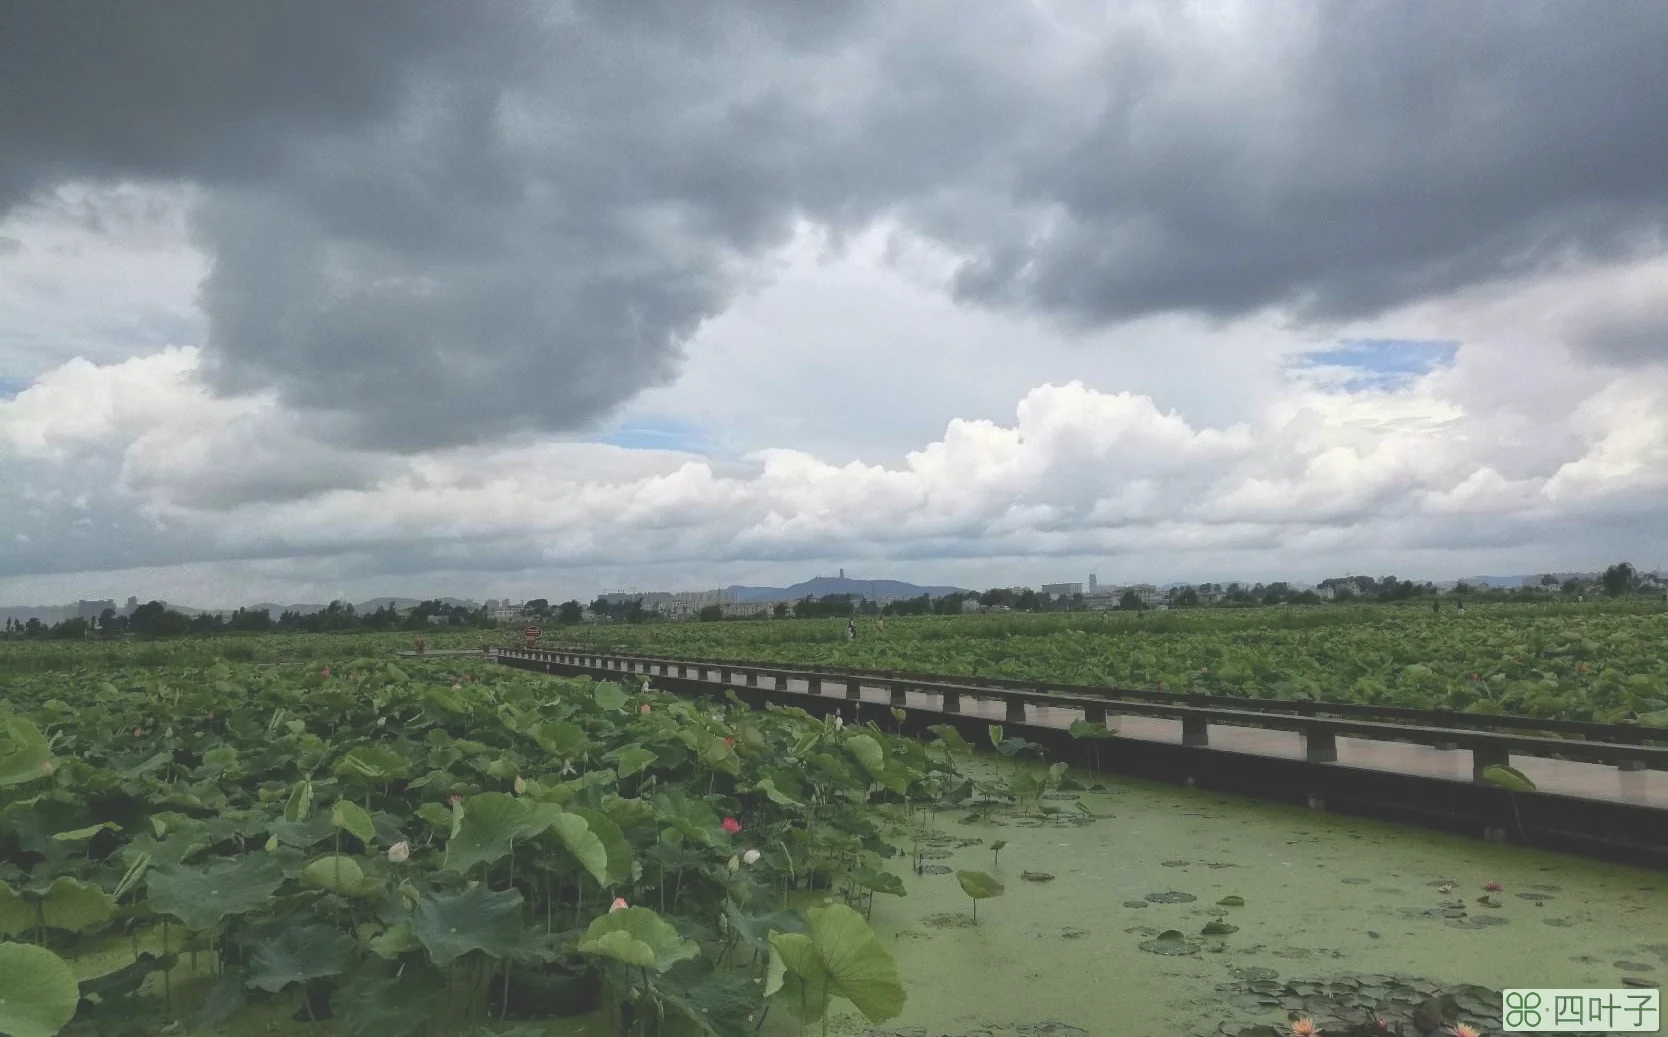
top-left (0, 882), bottom-right (34, 937)
top-left (342, 965), bottom-right (447, 1037)
top-left (767, 903), bottom-right (904, 1025)
top-left (956, 870), bottom-right (1004, 900)
top-left (577, 905), bottom-right (699, 971)
top-left (190, 967), bottom-right (248, 1031)
top-left (613, 745), bottom-right (658, 779)
top-left (40, 876), bottom-right (116, 932)
top-left (367, 922), bottom-right (423, 959)
top-left (443, 792), bottom-right (561, 874)
top-left (336, 746), bottom-right (411, 780)
top-left (844, 734), bottom-right (886, 779)
top-left (654, 958), bottom-right (764, 1037)
top-left (568, 807), bottom-right (633, 885)
top-left (300, 855), bottom-right (382, 898)
top-left (246, 923), bottom-right (356, 992)
top-left (1481, 764), bottom-right (1537, 792)
top-left (591, 683), bottom-right (628, 710)
top-left (332, 799), bottom-right (377, 844)
top-left (546, 813), bottom-right (610, 886)
top-left (145, 853), bottom-right (285, 931)
top-left (411, 885), bottom-right (528, 967)
top-left (0, 943), bottom-right (79, 1037)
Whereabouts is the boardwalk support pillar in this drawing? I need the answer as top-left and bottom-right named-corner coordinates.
top-left (1305, 725), bottom-right (1338, 764)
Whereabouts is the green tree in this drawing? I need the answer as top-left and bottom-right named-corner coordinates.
top-left (697, 604), bottom-right (723, 622)
top-left (557, 600), bottom-right (585, 625)
top-left (1602, 562), bottom-right (1637, 598)
top-left (522, 598), bottom-right (550, 618)
top-left (1118, 590), bottom-right (1143, 611)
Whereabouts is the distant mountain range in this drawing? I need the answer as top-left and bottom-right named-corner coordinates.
top-left (724, 577), bottom-right (969, 602)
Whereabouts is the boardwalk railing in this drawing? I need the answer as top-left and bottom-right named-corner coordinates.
top-left (493, 646), bottom-right (1668, 780)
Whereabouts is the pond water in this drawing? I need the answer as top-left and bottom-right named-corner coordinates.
top-left (829, 762), bottom-right (1667, 1037)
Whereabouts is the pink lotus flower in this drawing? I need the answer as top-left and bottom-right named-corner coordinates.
top-left (38, 761), bottom-right (53, 776)
top-left (321, 667), bottom-right (331, 677)
top-left (1290, 1019), bottom-right (1319, 1037)
top-left (1452, 1025), bottom-right (1481, 1037)
top-left (723, 736), bottom-right (736, 749)
top-left (447, 794), bottom-right (463, 808)
top-left (1469, 673), bottom-right (1479, 680)
top-left (133, 728), bottom-right (142, 737)
top-left (640, 703), bottom-right (651, 714)
top-left (1482, 881), bottom-right (1502, 892)
top-left (609, 897), bottom-right (628, 913)
top-left (722, 817), bottom-right (741, 835)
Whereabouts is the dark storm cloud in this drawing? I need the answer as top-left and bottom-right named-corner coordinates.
top-left (1566, 295), bottom-right (1668, 368)
top-left (948, 2), bottom-right (1668, 326)
top-left (4, 1), bottom-right (1667, 451)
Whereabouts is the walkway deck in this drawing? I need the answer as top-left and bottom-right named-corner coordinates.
top-left (498, 651), bottom-right (1668, 810)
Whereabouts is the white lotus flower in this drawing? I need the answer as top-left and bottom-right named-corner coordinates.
top-left (388, 841), bottom-right (411, 863)
top-left (742, 849), bottom-right (761, 866)
top-left (513, 775), bottom-right (527, 795)
top-left (375, 716), bottom-right (386, 728)
top-left (559, 758), bottom-right (576, 776)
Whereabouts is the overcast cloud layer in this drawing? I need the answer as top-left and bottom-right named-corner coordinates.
top-left (2, 1), bottom-right (1667, 606)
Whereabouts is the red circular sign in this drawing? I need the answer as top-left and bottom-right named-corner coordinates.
top-left (523, 625), bottom-right (541, 643)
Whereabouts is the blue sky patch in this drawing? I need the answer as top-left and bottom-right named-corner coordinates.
top-left (0, 378), bottom-right (27, 400)
top-left (591, 415), bottom-right (712, 454)
top-left (1292, 339), bottom-right (1458, 391)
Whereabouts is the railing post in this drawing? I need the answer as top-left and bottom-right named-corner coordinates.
top-left (1181, 714), bottom-right (1209, 747)
top-left (1473, 742), bottom-right (1511, 783)
top-left (889, 682), bottom-right (908, 707)
top-left (1617, 720), bottom-right (1648, 772)
top-left (1005, 697), bottom-right (1027, 723)
top-left (1083, 704), bottom-right (1107, 724)
top-left (942, 690), bottom-right (960, 713)
top-left (746, 670), bottom-right (758, 688)
top-left (807, 676), bottom-right (822, 695)
top-left (719, 667), bottom-right (731, 684)
top-left (845, 678), bottom-right (861, 700)
top-left (1305, 724), bottom-right (1338, 763)
top-left (775, 673), bottom-right (787, 691)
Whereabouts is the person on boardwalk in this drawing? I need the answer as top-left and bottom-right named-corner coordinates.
top-left (846, 618), bottom-right (857, 640)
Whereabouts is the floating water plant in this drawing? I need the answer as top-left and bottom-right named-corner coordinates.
top-left (990, 839), bottom-right (1008, 867)
top-left (956, 870), bottom-right (1005, 923)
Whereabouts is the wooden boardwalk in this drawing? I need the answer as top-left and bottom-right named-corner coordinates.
top-left (495, 649), bottom-right (1668, 811)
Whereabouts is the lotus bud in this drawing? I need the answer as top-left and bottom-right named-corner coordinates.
top-left (376, 716), bottom-right (386, 728)
top-left (743, 849), bottom-right (761, 866)
top-left (728, 854), bottom-right (740, 872)
top-left (265, 835), bottom-right (279, 852)
top-left (513, 775), bottom-right (527, 795)
top-left (640, 703), bottom-right (651, 714)
top-left (388, 841), bottom-right (411, 863)
top-left (610, 897), bottom-right (628, 913)
top-left (721, 816), bottom-right (741, 834)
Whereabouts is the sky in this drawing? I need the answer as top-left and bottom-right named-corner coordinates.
top-left (2, 0), bottom-right (1667, 609)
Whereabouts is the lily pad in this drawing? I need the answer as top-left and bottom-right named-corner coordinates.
top-left (1202, 920), bottom-right (1239, 935)
top-left (1217, 895), bottom-right (1246, 907)
top-left (1145, 891), bottom-right (1197, 904)
top-left (1021, 871), bottom-right (1055, 883)
top-left (1122, 900), bottom-right (1148, 909)
top-left (1139, 929), bottom-right (1200, 956)
top-left (0, 943), bottom-right (79, 1037)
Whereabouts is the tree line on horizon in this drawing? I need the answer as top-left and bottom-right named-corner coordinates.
top-left (3, 563), bottom-right (1657, 640)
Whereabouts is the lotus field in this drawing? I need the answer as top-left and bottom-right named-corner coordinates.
top-left (560, 604), bottom-right (1668, 724)
top-left (0, 640), bottom-right (1042, 1036)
